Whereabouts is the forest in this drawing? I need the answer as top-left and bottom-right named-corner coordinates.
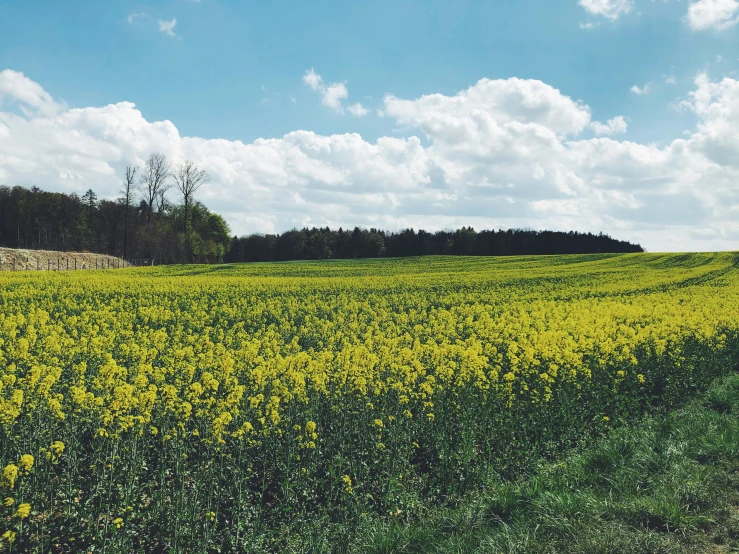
top-left (0, 154), bottom-right (231, 263)
top-left (225, 226), bottom-right (643, 262)
top-left (0, 154), bottom-right (643, 263)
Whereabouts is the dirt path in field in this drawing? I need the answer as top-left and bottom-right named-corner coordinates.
top-left (0, 247), bottom-right (129, 271)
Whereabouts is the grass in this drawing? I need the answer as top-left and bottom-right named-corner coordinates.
top-left (279, 371), bottom-right (739, 553)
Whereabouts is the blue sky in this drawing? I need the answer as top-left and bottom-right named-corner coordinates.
top-left (1, 0), bottom-right (739, 251)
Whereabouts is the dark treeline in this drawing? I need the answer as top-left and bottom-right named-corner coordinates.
top-left (1, 160), bottom-right (644, 264)
top-left (0, 154), bottom-right (231, 263)
top-left (225, 226), bottom-right (643, 262)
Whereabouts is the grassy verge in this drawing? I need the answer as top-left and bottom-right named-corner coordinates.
top-left (276, 371), bottom-right (739, 553)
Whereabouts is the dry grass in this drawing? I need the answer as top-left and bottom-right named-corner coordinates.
top-left (0, 247), bottom-right (129, 271)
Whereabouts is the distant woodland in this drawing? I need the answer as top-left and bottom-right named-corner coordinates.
top-left (225, 227), bottom-right (643, 262)
top-left (0, 154), bottom-right (231, 263)
top-left (0, 157), bottom-right (643, 263)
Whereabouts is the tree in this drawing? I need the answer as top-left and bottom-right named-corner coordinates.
top-left (140, 153), bottom-right (170, 224)
top-left (172, 160), bottom-right (210, 261)
top-left (139, 153), bottom-right (170, 257)
top-left (121, 165), bottom-right (137, 261)
top-left (81, 189), bottom-right (98, 249)
top-left (82, 189), bottom-right (97, 222)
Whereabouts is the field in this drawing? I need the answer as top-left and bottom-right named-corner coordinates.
top-left (1, 253), bottom-right (739, 552)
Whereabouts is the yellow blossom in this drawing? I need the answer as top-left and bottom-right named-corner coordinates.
top-left (14, 503), bottom-right (31, 519)
top-left (19, 454), bottom-right (34, 471)
top-left (3, 464), bottom-right (18, 489)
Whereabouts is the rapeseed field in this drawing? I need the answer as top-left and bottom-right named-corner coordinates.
top-left (1, 253), bottom-right (738, 552)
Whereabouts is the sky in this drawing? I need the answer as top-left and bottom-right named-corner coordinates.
top-left (1, 0), bottom-right (739, 252)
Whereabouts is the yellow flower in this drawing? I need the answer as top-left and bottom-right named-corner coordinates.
top-left (1, 530), bottom-right (16, 544)
top-left (373, 419), bottom-right (383, 428)
top-left (602, 416), bottom-right (610, 422)
top-left (342, 475), bottom-right (354, 494)
top-left (3, 464), bottom-right (19, 489)
top-left (305, 421), bottom-right (317, 434)
top-left (19, 454), bottom-right (34, 471)
top-left (637, 374), bottom-right (646, 384)
top-left (50, 441), bottom-right (65, 456)
top-left (3, 497), bottom-right (14, 506)
top-left (113, 517), bottom-right (124, 528)
top-left (14, 503), bottom-right (31, 519)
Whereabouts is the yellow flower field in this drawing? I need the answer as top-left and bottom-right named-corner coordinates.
top-left (1, 252), bottom-right (738, 551)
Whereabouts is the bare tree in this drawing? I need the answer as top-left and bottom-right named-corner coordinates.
top-left (139, 153), bottom-right (170, 258)
top-left (172, 160), bottom-right (210, 261)
top-left (121, 165), bottom-right (137, 261)
top-left (155, 188), bottom-right (168, 215)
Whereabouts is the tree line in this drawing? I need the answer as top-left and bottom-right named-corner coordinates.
top-left (0, 154), bottom-right (231, 263)
top-left (1, 158), bottom-right (644, 263)
top-left (225, 226), bottom-right (643, 263)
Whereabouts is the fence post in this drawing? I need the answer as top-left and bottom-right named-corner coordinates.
top-left (13, 257), bottom-right (15, 271)
top-left (74, 259), bottom-right (77, 270)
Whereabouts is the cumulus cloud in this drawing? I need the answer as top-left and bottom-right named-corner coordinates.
top-left (158, 18), bottom-right (178, 37)
top-left (579, 0), bottom-right (634, 20)
top-left (302, 68), bottom-right (366, 115)
top-left (348, 103), bottom-right (369, 117)
top-left (302, 68), bottom-right (323, 92)
top-left (322, 83), bottom-right (348, 111)
top-left (665, 76), bottom-right (677, 85)
top-left (630, 83), bottom-right (651, 95)
top-left (127, 13), bottom-right (145, 24)
top-left (0, 69), bottom-right (66, 117)
top-left (591, 116), bottom-right (628, 136)
top-left (2, 69), bottom-right (739, 251)
top-left (687, 0), bottom-right (739, 30)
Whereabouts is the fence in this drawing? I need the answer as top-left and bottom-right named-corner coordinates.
top-left (0, 256), bottom-right (156, 272)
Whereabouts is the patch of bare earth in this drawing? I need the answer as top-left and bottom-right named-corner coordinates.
top-left (0, 247), bottom-right (129, 271)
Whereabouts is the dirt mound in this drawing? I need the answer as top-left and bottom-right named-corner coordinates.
top-left (0, 247), bottom-right (129, 271)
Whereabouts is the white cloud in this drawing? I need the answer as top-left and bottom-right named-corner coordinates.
top-left (0, 69), bottom-right (66, 117)
top-left (322, 83), bottom-right (348, 112)
top-left (302, 69), bottom-right (324, 92)
top-left (630, 83), bottom-right (652, 94)
top-left (348, 102), bottom-right (369, 117)
top-left (579, 0), bottom-right (634, 20)
top-left (579, 22), bottom-right (601, 29)
top-left (158, 18), bottom-right (178, 37)
top-left (303, 68), bottom-right (366, 115)
top-left (665, 75), bottom-right (677, 85)
top-left (127, 12), bottom-right (145, 24)
top-left (591, 116), bottom-right (628, 136)
top-left (687, 0), bottom-right (739, 30)
top-left (3, 70), bottom-right (739, 251)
